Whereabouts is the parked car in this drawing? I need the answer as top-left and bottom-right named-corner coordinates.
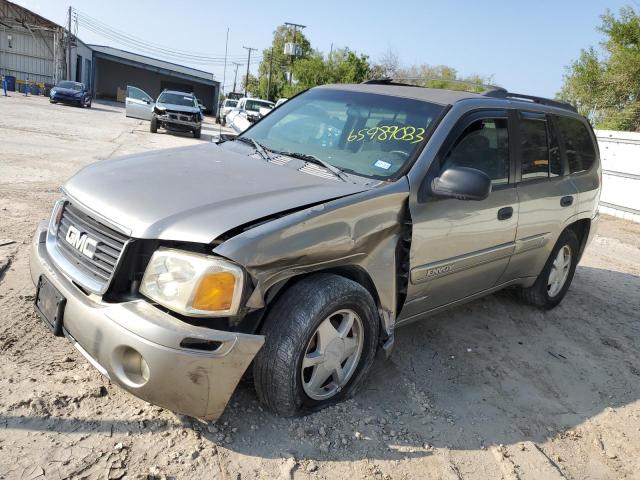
top-left (275, 98), bottom-right (288, 108)
top-left (31, 81), bottom-right (601, 421)
top-left (217, 98), bottom-right (239, 125)
top-left (125, 87), bottom-right (203, 138)
top-left (49, 80), bottom-right (92, 108)
top-left (225, 97), bottom-right (274, 133)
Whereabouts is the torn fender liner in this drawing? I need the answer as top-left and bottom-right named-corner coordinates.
top-left (214, 179), bottom-right (411, 335)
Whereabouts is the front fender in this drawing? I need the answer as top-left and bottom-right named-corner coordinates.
top-left (213, 179), bottom-right (410, 335)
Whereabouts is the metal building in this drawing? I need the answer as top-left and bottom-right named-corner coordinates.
top-left (89, 45), bottom-right (220, 113)
top-left (1, 0), bottom-right (220, 113)
top-left (0, 0), bottom-right (66, 85)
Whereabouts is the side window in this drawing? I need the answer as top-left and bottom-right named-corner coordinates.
top-left (556, 116), bottom-right (596, 174)
top-left (127, 86), bottom-right (151, 102)
top-left (519, 118), bottom-right (549, 180)
top-left (441, 118), bottom-right (509, 186)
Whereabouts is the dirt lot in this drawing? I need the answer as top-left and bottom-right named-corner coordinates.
top-left (1, 93), bottom-right (639, 480)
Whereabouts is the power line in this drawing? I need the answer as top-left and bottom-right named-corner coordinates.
top-left (73, 8), bottom-right (260, 64)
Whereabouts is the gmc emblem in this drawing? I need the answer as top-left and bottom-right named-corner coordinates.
top-left (65, 225), bottom-right (98, 259)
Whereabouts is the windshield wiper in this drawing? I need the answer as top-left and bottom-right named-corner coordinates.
top-left (273, 150), bottom-right (349, 182)
top-left (234, 136), bottom-right (272, 161)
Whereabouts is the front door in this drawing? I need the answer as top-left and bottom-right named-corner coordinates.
top-left (125, 86), bottom-right (154, 120)
top-left (398, 110), bottom-right (519, 323)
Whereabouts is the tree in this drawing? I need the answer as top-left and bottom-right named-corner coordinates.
top-left (244, 26), bottom-right (371, 100)
top-left (559, 7), bottom-right (640, 131)
top-left (395, 64), bottom-right (494, 92)
top-left (243, 25), bottom-right (312, 101)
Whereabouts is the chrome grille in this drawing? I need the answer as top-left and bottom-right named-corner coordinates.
top-left (55, 203), bottom-right (128, 291)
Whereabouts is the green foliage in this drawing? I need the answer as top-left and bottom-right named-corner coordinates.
top-left (396, 64), bottom-right (494, 92)
top-left (244, 26), bottom-right (370, 100)
top-left (559, 6), bottom-right (640, 131)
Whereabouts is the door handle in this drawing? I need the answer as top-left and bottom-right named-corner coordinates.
top-left (560, 196), bottom-right (574, 207)
top-left (497, 206), bottom-right (513, 221)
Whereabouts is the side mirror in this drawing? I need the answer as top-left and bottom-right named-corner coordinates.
top-left (430, 166), bottom-right (491, 201)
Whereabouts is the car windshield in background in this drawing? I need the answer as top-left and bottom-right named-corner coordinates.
top-left (241, 88), bottom-right (444, 180)
top-left (57, 81), bottom-right (82, 91)
top-left (157, 93), bottom-right (197, 107)
top-left (246, 100), bottom-right (274, 111)
top-left (225, 100), bottom-right (238, 107)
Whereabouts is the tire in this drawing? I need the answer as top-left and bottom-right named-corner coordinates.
top-left (49, 99), bottom-right (56, 104)
top-left (518, 228), bottom-right (580, 309)
top-left (253, 273), bottom-right (379, 417)
top-left (150, 116), bottom-right (158, 133)
top-left (193, 128), bottom-right (201, 139)
top-left (86, 99), bottom-right (92, 108)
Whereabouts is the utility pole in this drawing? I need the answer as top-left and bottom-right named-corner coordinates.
top-left (232, 62), bottom-right (241, 93)
top-left (221, 28), bottom-right (229, 100)
top-left (242, 46), bottom-right (257, 97)
top-left (267, 47), bottom-right (274, 101)
top-left (67, 6), bottom-right (72, 80)
top-left (284, 22), bottom-right (306, 86)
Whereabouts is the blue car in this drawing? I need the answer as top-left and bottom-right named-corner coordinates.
top-left (50, 81), bottom-right (92, 108)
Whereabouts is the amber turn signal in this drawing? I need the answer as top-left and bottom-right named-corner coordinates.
top-left (192, 271), bottom-right (237, 311)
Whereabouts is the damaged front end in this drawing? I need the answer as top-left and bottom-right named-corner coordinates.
top-left (213, 178), bottom-right (411, 338)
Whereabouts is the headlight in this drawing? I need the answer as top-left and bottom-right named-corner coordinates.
top-left (48, 199), bottom-right (66, 236)
top-left (140, 248), bottom-right (244, 317)
top-left (50, 89), bottom-right (56, 96)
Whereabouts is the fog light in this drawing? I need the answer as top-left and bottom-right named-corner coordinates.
top-left (112, 346), bottom-right (150, 388)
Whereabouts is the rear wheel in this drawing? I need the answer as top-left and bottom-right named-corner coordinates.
top-left (518, 228), bottom-right (579, 309)
top-left (253, 274), bottom-right (379, 417)
top-left (150, 116), bottom-right (158, 133)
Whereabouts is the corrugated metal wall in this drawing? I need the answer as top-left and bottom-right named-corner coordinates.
top-left (0, 0), bottom-right (65, 84)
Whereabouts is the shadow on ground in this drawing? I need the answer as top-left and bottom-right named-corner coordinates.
top-left (3, 265), bottom-right (638, 463)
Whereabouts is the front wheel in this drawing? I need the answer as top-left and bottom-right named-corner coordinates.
top-left (193, 128), bottom-right (201, 139)
top-left (518, 228), bottom-right (579, 309)
top-left (253, 273), bottom-right (379, 417)
top-left (150, 116), bottom-right (158, 133)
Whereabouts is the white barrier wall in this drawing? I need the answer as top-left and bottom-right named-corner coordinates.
top-left (595, 129), bottom-right (640, 223)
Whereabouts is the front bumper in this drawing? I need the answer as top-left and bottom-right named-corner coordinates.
top-left (50, 93), bottom-right (82, 104)
top-left (156, 113), bottom-right (201, 129)
top-left (30, 222), bottom-right (264, 421)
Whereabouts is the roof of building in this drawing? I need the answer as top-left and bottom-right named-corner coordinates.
top-left (2, 0), bottom-right (62, 31)
top-left (88, 45), bottom-right (218, 85)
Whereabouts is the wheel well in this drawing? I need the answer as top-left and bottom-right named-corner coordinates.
top-left (254, 267), bottom-right (384, 336)
top-left (566, 218), bottom-right (591, 261)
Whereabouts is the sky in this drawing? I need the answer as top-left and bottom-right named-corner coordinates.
top-left (12, 0), bottom-right (631, 97)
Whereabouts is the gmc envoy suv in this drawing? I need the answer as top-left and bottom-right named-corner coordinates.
top-left (31, 81), bottom-right (601, 421)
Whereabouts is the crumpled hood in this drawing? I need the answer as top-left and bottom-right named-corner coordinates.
top-left (63, 143), bottom-right (369, 244)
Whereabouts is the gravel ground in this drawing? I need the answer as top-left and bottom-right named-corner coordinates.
top-left (1, 94), bottom-right (639, 480)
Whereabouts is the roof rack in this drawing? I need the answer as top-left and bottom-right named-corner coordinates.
top-left (483, 90), bottom-right (577, 112)
top-left (362, 77), bottom-right (506, 95)
top-left (362, 77), bottom-right (577, 113)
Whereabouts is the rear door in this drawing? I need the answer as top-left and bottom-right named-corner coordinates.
top-left (125, 86), bottom-right (154, 120)
top-left (399, 110), bottom-right (519, 322)
top-left (499, 111), bottom-right (578, 282)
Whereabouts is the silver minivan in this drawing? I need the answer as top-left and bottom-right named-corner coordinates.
top-left (31, 81), bottom-right (601, 421)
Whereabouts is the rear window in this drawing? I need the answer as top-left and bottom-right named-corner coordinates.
top-left (556, 116), bottom-right (596, 174)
